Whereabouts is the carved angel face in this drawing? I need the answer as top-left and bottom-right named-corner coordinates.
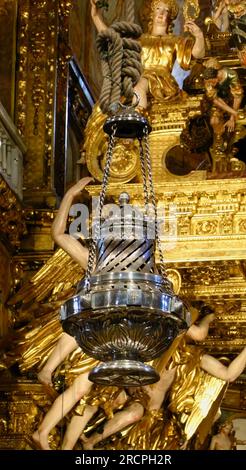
top-left (148, 0), bottom-right (179, 34)
top-left (220, 421), bottom-right (233, 434)
top-left (153, 2), bottom-right (170, 26)
top-left (152, 0), bottom-right (179, 21)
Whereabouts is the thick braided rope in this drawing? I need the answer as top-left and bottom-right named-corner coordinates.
top-left (121, 38), bottom-right (142, 101)
top-left (111, 22), bottom-right (143, 101)
top-left (111, 23), bottom-right (142, 102)
top-left (96, 21), bottom-right (142, 113)
top-left (126, 0), bottom-right (135, 24)
top-left (96, 28), bottom-right (123, 114)
top-left (111, 21), bottom-right (142, 38)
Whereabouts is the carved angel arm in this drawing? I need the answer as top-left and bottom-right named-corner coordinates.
top-left (90, 0), bottom-right (108, 32)
top-left (52, 177), bottom-right (93, 270)
top-left (187, 313), bottom-right (215, 341)
top-left (209, 435), bottom-right (218, 450)
top-left (200, 347), bottom-right (246, 382)
top-left (184, 21), bottom-right (205, 59)
top-left (213, 1), bottom-right (229, 31)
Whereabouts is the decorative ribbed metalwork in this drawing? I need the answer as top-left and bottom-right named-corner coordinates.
top-left (94, 202), bottom-right (156, 275)
top-left (60, 104), bottom-right (191, 386)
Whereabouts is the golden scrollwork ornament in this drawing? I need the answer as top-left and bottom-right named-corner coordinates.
top-left (183, 0), bottom-right (200, 22)
top-left (84, 105), bottom-right (139, 183)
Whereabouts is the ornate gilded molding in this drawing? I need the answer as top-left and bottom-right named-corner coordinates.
top-left (181, 262), bottom-right (232, 286)
top-left (11, 252), bottom-right (53, 299)
top-left (20, 208), bottom-right (55, 252)
top-left (88, 179), bottom-right (246, 262)
top-left (0, 175), bottom-right (26, 248)
top-left (223, 387), bottom-right (246, 411)
top-left (15, 0), bottom-right (59, 206)
top-left (182, 277), bottom-right (246, 299)
top-left (24, 208), bottom-right (55, 226)
top-left (0, 380), bottom-right (50, 450)
top-left (84, 97), bottom-right (203, 184)
top-left (183, 0), bottom-right (200, 22)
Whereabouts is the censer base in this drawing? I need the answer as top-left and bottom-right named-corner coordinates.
top-left (88, 360), bottom-right (160, 387)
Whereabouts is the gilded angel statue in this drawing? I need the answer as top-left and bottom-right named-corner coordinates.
top-left (84, 0), bottom-right (206, 183)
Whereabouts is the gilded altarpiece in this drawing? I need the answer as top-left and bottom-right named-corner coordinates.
top-left (0, 0), bottom-right (17, 119)
top-left (0, 0), bottom-right (246, 451)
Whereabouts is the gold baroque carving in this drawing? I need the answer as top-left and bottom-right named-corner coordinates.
top-left (15, 0), bottom-right (60, 193)
top-left (195, 219), bottom-right (219, 236)
top-left (181, 263), bottom-right (230, 286)
top-left (59, 0), bottom-right (73, 18)
top-left (84, 106), bottom-right (139, 183)
top-left (0, 383), bottom-right (52, 449)
top-left (87, 180), bottom-right (246, 267)
top-left (101, 139), bottom-right (140, 181)
top-left (15, 0), bottom-right (29, 138)
top-left (183, 0), bottom-right (200, 22)
top-left (29, 0), bottom-right (46, 136)
top-left (0, 176), bottom-right (26, 247)
top-left (24, 208), bottom-right (55, 226)
top-left (166, 268), bottom-right (182, 294)
top-left (239, 219), bottom-right (246, 234)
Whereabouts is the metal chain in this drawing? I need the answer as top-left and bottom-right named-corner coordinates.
top-left (98, 125), bottom-right (117, 222)
top-left (84, 125), bottom-right (117, 289)
top-left (84, 123), bottom-right (171, 291)
top-left (143, 126), bottom-right (169, 282)
top-left (138, 137), bottom-right (149, 209)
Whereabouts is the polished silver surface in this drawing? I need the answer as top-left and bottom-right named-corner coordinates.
top-left (89, 360), bottom-right (160, 386)
top-left (60, 128), bottom-right (190, 386)
top-left (103, 108), bottom-right (152, 139)
top-left (61, 256), bottom-right (190, 386)
top-left (94, 238), bottom-right (156, 274)
top-left (62, 271), bottom-right (186, 321)
top-left (77, 271), bottom-right (168, 291)
top-left (61, 306), bottom-right (187, 363)
top-left (61, 289), bottom-right (185, 321)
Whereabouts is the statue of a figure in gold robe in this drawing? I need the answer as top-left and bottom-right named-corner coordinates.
top-left (90, 0), bottom-right (205, 107)
top-left (82, 0), bottom-right (206, 182)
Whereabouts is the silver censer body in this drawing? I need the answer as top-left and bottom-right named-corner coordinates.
top-left (60, 105), bottom-right (191, 386)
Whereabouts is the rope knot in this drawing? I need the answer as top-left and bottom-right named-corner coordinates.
top-left (96, 21), bottom-right (143, 114)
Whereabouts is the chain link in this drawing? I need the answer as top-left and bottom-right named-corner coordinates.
top-left (143, 126), bottom-right (171, 286)
top-left (84, 125), bottom-right (117, 290)
top-left (138, 138), bottom-right (149, 209)
top-left (85, 123), bottom-right (172, 293)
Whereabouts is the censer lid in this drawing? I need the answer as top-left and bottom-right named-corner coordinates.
top-left (103, 94), bottom-right (152, 138)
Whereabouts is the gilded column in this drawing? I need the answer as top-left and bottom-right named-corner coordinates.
top-left (15, 0), bottom-right (72, 207)
top-left (54, 0), bottom-right (73, 199)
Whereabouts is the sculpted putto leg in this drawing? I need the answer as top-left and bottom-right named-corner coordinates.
top-left (33, 371), bottom-right (93, 450)
top-left (61, 389), bottom-right (127, 450)
top-left (83, 368), bottom-right (176, 450)
top-left (37, 178), bottom-right (93, 393)
top-left (62, 405), bottom-right (98, 450)
top-left (37, 333), bottom-right (78, 388)
top-left (83, 402), bottom-right (144, 450)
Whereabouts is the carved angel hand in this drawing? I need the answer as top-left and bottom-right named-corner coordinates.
top-left (90, 0), bottom-right (99, 18)
top-left (67, 177), bottom-right (94, 198)
top-left (225, 115), bottom-right (236, 132)
top-left (90, 0), bottom-right (107, 32)
top-left (90, 0), bottom-right (108, 17)
top-left (184, 21), bottom-right (203, 38)
top-left (216, 1), bottom-right (227, 16)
